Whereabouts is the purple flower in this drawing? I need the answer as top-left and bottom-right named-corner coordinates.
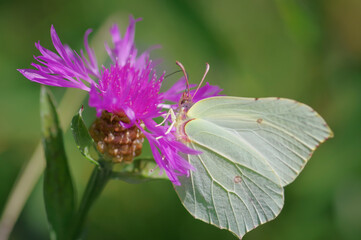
top-left (18, 16), bottom-right (221, 185)
top-left (161, 77), bottom-right (222, 105)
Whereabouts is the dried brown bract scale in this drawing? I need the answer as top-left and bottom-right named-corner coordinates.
top-left (89, 111), bottom-right (145, 163)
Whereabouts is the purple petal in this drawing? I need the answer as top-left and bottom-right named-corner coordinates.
top-left (161, 77), bottom-right (196, 103)
top-left (106, 16), bottom-right (159, 70)
top-left (138, 119), bottom-right (199, 185)
top-left (82, 29), bottom-right (100, 78)
top-left (191, 82), bottom-right (223, 102)
top-left (161, 77), bottom-right (221, 106)
top-left (19, 25), bottom-right (100, 91)
top-left (119, 106), bottom-right (136, 129)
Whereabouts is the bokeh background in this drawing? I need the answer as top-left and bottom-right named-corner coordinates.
top-left (1, 0), bottom-right (361, 239)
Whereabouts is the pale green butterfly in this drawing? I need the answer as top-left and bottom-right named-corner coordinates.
top-left (166, 62), bottom-right (333, 239)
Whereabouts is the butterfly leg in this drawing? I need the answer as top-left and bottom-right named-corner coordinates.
top-left (156, 109), bottom-right (176, 140)
top-left (164, 110), bottom-right (177, 135)
top-left (156, 108), bottom-right (174, 127)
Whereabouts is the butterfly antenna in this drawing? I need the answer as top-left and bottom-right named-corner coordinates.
top-left (192, 63), bottom-right (210, 99)
top-left (176, 61), bottom-right (190, 96)
top-left (164, 70), bottom-right (183, 79)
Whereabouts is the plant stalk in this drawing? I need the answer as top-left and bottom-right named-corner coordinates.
top-left (71, 160), bottom-right (113, 240)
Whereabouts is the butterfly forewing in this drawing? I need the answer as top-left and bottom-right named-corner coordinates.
top-left (186, 96), bottom-right (333, 186)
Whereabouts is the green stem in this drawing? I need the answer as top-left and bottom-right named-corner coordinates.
top-left (72, 160), bottom-right (113, 239)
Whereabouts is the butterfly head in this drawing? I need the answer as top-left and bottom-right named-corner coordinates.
top-left (175, 61), bottom-right (210, 113)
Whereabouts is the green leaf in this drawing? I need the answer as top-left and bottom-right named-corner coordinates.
top-left (112, 158), bottom-right (168, 184)
top-left (71, 107), bottom-right (100, 166)
top-left (40, 87), bottom-right (76, 240)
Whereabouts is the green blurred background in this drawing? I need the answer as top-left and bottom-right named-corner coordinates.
top-left (1, 0), bottom-right (361, 239)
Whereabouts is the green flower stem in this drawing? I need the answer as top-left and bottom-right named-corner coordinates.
top-left (72, 160), bottom-right (113, 239)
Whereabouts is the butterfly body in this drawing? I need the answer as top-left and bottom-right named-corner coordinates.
top-left (174, 92), bottom-right (194, 143)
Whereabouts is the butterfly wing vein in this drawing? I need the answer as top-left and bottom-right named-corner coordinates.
top-left (174, 96), bottom-right (333, 238)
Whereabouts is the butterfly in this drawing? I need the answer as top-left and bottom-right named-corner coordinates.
top-left (168, 62), bottom-right (333, 239)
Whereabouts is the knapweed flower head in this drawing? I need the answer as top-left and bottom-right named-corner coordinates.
top-left (18, 16), bottom-right (221, 185)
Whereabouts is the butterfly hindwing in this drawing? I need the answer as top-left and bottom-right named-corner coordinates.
top-left (187, 96), bottom-right (333, 186)
top-left (175, 119), bottom-right (284, 238)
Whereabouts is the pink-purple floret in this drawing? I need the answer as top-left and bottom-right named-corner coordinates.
top-left (18, 16), bottom-right (221, 185)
